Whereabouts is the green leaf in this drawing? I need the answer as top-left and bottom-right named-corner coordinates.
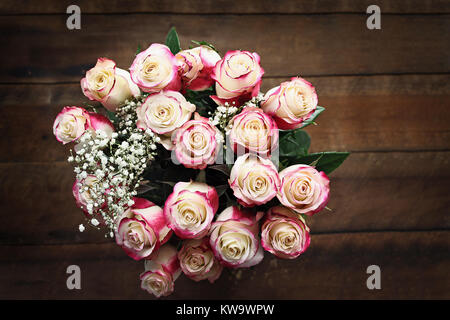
top-left (136, 43), bottom-right (142, 55)
top-left (279, 129), bottom-right (311, 158)
top-left (184, 87), bottom-right (216, 117)
top-left (165, 27), bottom-right (181, 54)
top-left (191, 40), bottom-right (219, 53)
top-left (299, 106), bottom-right (325, 129)
top-left (106, 110), bottom-right (119, 123)
top-left (295, 152), bottom-right (350, 175)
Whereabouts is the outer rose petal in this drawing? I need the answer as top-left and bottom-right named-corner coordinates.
top-left (88, 112), bottom-right (115, 137)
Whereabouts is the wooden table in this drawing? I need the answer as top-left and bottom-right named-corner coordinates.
top-left (0, 0), bottom-right (448, 299)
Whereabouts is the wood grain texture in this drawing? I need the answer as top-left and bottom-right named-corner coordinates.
top-left (0, 152), bottom-right (448, 245)
top-left (0, 14), bottom-right (448, 83)
top-left (0, 231), bottom-right (447, 299)
top-left (1, 0), bottom-right (449, 14)
top-left (1, 74), bottom-right (448, 163)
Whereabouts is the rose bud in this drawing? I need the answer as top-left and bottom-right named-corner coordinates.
top-left (277, 164), bottom-right (330, 216)
top-left (140, 244), bottom-right (181, 298)
top-left (81, 58), bottom-right (140, 112)
top-left (115, 198), bottom-right (172, 261)
top-left (261, 206), bottom-right (311, 259)
top-left (228, 107), bottom-right (279, 157)
top-left (261, 77), bottom-right (318, 130)
top-left (229, 153), bottom-right (280, 207)
top-left (211, 50), bottom-right (264, 106)
top-left (164, 181), bottom-right (219, 239)
top-left (178, 238), bottom-right (223, 283)
top-left (136, 90), bottom-right (195, 149)
top-left (209, 206), bottom-right (264, 268)
top-left (53, 106), bottom-right (90, 144)
top-left (173, 113), bottom-right (222, 169)
top-left (88, 112), bottom-right (115, 138)
top-left (176, 46), bottom-right (221, 91)
top-left (130, 43), bottom-right (181, 93)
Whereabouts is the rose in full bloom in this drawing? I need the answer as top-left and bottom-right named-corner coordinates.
top-left (115, 198), bottom-right (172, 261)
top-left (53, 106), bottom-right (90, 144)
top-left (277, 164), bottom-right (330, 216)
top-left (261, 206), bottom-right (311, 259)
top-left (229, 154), bottom-right (280, 207)
top-left (228, 107), bottom-right (279, 157)
top-left (173, 113), bottom-right (222, 169)
top-left (140, 244), bottom-right (181, 297)
top-left (81, 58), bottom-right (140, 111)
top-left (176, 46), bottom-right (221, 91)
top-left (164, 181), bottom-right (219, 239)
top-left (178, 237), bottom-right (223, 283)
top-left (130, 43), bottom-right (181, 93)
top-left (211, 50), bottom-right (264, 106)
top-left (261, 77), bottom-right (318, 130)
top-left (209, 206), bottom-right (264, 268)
top-left (136, 90), bottom-right (195, 149)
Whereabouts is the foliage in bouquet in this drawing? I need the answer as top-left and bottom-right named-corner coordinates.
top-left (52, 27), bottom-right (349, 297)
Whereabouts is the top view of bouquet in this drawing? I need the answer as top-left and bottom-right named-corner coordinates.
top-left (52, 28), bottom-right (349, 297)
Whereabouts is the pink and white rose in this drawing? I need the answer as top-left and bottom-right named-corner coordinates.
top-left (53, 106), bottom-right (90, 144)
top-left (176, 46), bottom-right (221, 91)
top-left (164, 181), bottom-right (219, 239)
top-left (178, 237), bottom-right (223, 283)
top-left (211, 50), bottom-right (264, 106)
top-left (228, 107), bottom-right (279, 157)
top-left (130, 43), bottom-right (181, 93)
top-left (88, 112), bottom-right (115, 138)
top-left (140, 244), bottom-right (181, 297)
top-left (277, 164), bottom-right (330, 216)
top-left (229, 154), bottom-right (280, 207)
top-left (209, 206), bottom-right (264, 268)
top-left (81, 58), bottom-right (140, 111)
top-left (261, 206), bottom-right (311, 259)
top-left (115, 198), bottom-right (172, 261)
top-left (173, 113), bottom-right (222, 169)
top-left (261, 77), bottom-right (318, 130)
top-left (136, 90), bottom-right (195, 149)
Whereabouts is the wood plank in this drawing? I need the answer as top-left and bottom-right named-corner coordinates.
top-left (1, 74), bottom-right (448, 163)
top-left (0, 152), bottom-right (448, 245)
top-left (0, 14), bottom-right (448, 83)
top-left (0, 231), bottom-right (447, 299)
top-left (1, 0), bottom-right (449, 14)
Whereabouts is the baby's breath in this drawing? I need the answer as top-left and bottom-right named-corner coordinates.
top-left (69, 94), bottom-right (158, 237)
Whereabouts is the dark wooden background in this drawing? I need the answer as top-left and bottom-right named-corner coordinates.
top-left (0, 0), bottom-right (449, 299)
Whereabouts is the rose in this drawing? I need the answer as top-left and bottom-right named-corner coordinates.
top-left (53, 106), bottom-right (90, 144)
top-left (140, 244), bottom-right (181, 297)
top-left (164, 181), bottom-right (219, 239)
top-left (81, 58), bottom-right (140, 111)
top-left (261, 77), bottom-right (318, 130)
top-left (115, 198), bottom-right (172, 260)
top-left (211, 50), bottom-right (264, 106)
top-left (261, 206), bottom-right (311, 259)
top-left (72, 174), bottom-right (101, 213)
top-left (88, 112), bottom-right (115, 138)
top-left (209, 206), bottom-right (264, 268)
top-left (228, 107), bottom-right (279, 157)
top-left (176, 46), bottom-right (221, 91)
top-left (136, 90), bottom-right (195, 149)
top-left (178, 237), bottom-right (223, 283)
top-left (229, 153), bottom-right (280, 207)
top-left (277, 164), bottom-right (330, 216)
top-left (173, 113), bottom-right (222, 169)
top-left (130, 43), bottom-right (181, 93)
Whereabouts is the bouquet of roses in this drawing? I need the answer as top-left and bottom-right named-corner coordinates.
top-left (52, 28), bottom-right (349, 297)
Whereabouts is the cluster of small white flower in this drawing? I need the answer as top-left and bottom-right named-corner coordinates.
top-left (69, 95), bottom-right (159, 237)
top-left (208, 94), bottom-right (265, 134)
